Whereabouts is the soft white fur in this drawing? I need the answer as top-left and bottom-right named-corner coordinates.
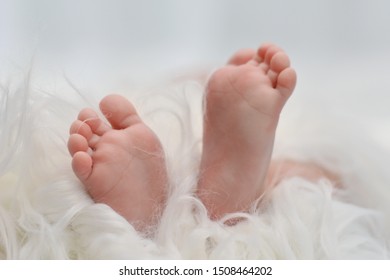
top-left (0, 67), bottom-right (389, 259)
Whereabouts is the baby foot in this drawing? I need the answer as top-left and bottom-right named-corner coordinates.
top-left (68, 95), bottom-right (168, 233)
top-left (197, 43), bottom-right (297, 219)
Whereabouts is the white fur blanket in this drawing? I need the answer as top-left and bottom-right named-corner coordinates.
top-left (0, 67), bottom-right (389, 259)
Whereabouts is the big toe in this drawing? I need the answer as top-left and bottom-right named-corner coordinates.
top-left (99, 94), bottom-right (141, 129)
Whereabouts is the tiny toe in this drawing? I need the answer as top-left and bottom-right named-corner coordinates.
top-left (270, 52), bottom-right (291, 73)
top-left (228, 48), bottom-right (256, 65)
top-left (78, 108), bottom-right (98, 121)
top-left (99, 94), bottom-right (141, 129)
top-left (257, 43), bottom-right (274, 57)
top-left (256, 43), bottom-right (281, 63)
top-left (78, 108), bottom-right (110, 135)
top-left (264, 46), bottom-right (283, 65)
top-left (72, 151), bottom-right (93, 181)
top-left (69, 120), bottom-right (93, 140)
top-left (68, 134), bottom-right (89, 156)
top-left (276, 68), bottom-right (297, 97)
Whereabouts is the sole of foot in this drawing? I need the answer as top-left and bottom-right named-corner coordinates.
top-left (68, 94), bottom-right (168, 233)
top-left (197, 43), bottom-right (297, 220)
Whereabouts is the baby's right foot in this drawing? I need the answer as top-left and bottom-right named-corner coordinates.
top-left (68, 95), bottom-right (168, 233)
top-left (197, 44), bottom-right (297, 219)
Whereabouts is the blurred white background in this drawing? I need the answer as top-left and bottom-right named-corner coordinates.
top-left (2, 0), bottom-right (390, 73)
top-left (1, 0), bottom-right (390, 144)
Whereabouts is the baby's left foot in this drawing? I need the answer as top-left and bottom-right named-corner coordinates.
top-left (198, 44), bottom-right (297, 219)
top-left (68, 95), bottom-right (168, 232)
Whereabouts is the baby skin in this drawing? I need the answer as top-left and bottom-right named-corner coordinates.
top-left (68, 43), bottom-right (335, 232)
top-left (197, 44), bottom-right (296, 219)
top-left (68, 96), bottom-right (168, 232)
